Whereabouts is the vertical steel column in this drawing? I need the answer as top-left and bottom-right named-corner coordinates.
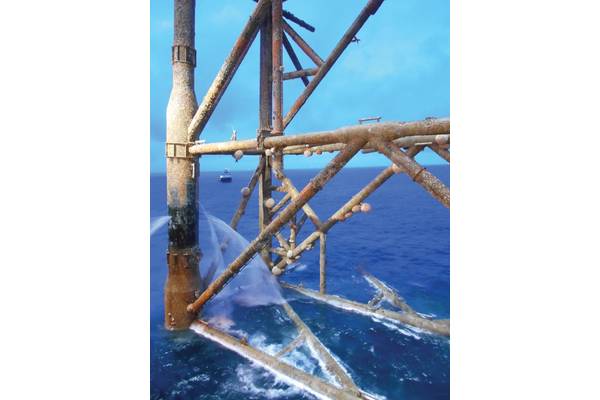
top-left (271, 0), bottom-right (285, 178)
top-left (165, 0), bottom-right (201, 330)
top-left (258, 9), bottom-right (273, 267)
top-left (319, 233), bottom-right (327, 294)
top-left (271, 0), bottom-right (284, 136)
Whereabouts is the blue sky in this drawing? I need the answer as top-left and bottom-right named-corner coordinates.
top-left (151, 0), bottom-right (449, 173)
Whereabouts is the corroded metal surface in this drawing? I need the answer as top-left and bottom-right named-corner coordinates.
top-left (371, 138), bottom-right (450, 207)
top-left (165, 0), bottom-right (201, 330)
top-left (283, 66), bottom-right (318, 81)
top-left (271, 0), bottom-right (284, 136)
top-left (230, 157), bottom-right (265, 230)
top-left (319, 233), bottom-right (327, 294)
top-left (274, 166), bottom-right (323, 229)
top-left (188, 118), bottom-right (450, 155)
top-left (258, 10), bottom-right (274, 267)
top-left (362, 133), bottom-right (450, 154)
top-left (283, 20), bottom-right (324, 66)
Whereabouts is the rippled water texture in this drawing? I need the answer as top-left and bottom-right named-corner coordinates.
top-left (151, 166), bottom-right (449, 399)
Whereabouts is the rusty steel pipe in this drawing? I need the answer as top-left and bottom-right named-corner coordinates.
top-left (283, 0), bottom-right (385, 129)
top-left (187, 0), bottom-right (271, 141)
top-left (282, 21), bottom-right (324, 66)
top-left (272, 0), bottom-right (284, 136)
top-left (319, 233), bottom-right (327, 294)
top-left (282, 9), bottom-right (315, 32)
top-left (189, 118), bottom-right (449, 155)
top-left (270, 191), bottom-right (291, 214)
top-left (274, 166), bottom-right (323, 229)
top-left (230, 157), bottom-right (265, 230)
top-left (282, 33), bottom-right (310, 86)
top-left (165, 0), bottom-right (201, 330)
top-left (372, 138), bottom-right (450, 208)
top-left (258, 10), bottom-right (274, 267)
top-left (284, 142), bottom-right (345, 154)
top-left (192, 133), bottom-right (449, 156)
top-left (187, 139), bottom-right (367, 313)
top-left (362, 133), bottom-right (450, 154)
top-left (283, 67), bottom-right (318, 81)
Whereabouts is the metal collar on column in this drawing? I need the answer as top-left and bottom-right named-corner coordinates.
top-left (171, 45), bottom-right (196, 67)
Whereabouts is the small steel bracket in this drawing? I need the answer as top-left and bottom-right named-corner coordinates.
top-left (165, 142), bottom-right (194, 159)
top-left (172, 45), bottom-right (196, 67)
top-left (358, 116), bottom-right (382, 124)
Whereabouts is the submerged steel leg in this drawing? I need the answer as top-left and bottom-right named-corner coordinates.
top-left (165, 0), bottom-right (201, 330)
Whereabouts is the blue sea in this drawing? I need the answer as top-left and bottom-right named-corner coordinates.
top-left (151, 166), bottom-right (449, 400)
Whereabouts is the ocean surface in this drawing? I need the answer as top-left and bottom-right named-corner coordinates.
top-left (151, 165), bottom-right (449, 400)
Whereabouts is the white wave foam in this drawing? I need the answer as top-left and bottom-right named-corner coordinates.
top-left (235, 364), bottom-right (307, 399)
top-left (191, 322), bottom-right (334, 400)
top-left (372, 318), bottom-right (422, 340)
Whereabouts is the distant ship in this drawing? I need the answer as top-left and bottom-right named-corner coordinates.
top-left (219, 169), bottom-right (232, 183)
